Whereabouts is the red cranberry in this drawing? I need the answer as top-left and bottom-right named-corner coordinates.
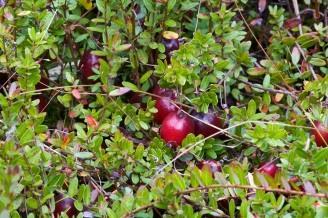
top-left (258, 162), bottom-right (279, 178)
top-left (54, 193), bottom-right (78, 218)
top-left (79, 51), bottom-right (100, 82)
top-left (152, 86), bottom-right (178, 124)
top-left (193, 111), bottom-right (223, 138)
top-left (161, 31), bottom-right (179, 60)
top-left (160, 111), bottom-right (195, 147)
top-left (198, 160), bottom-right (222, 174)
top-left (128, 92), bottom-right (143, 104)
top-left (38, 95), bottom-right (48, 112)
top-left (36, 77), bottom-right (49, 90)
top-left (311, 121), bottom-right (328, 147)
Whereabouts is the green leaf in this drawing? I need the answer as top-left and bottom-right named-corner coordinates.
top-left (229, 199), bottom-right (235, 218)
top-left (309, 58), bottom-right (326, 67)
top-left (75, 124), bottom-right (87, 140)
top-left (74, 152), bottom-right (94, 159)
top-left (135, 144), bottom-right (145, 160)
top-left (201, 165), bottom-right (214, 186)
top-left (165, 19), bottom-right (176, 27)
top-left (247, 99), bottom-right (256, 117)
top-left (68, 177), bottom-right (79, 197)
top-left (247, 67), bottom-right (266, 76)
top-left (26, 197), bottom-right (38, 209)
top-left (143, 0), bottom-right (154, 12)
top-left (263, 74), bottom-right (271, 88)
top-left (132, 174), bottom-right (140, 184)
top-left (167, 0), bottom-right (176, 11)
top-left (74, 201), bottom-right (83, 211)
top-left (170, 173), bottom-right (186, 191)
top-left (122, 81), bottom-right (138, 91)
top-left (140, 71), bottom-right (153, 83)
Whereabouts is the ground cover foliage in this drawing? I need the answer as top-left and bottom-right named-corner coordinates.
top-left (0, 0), bottom-right (328, 217)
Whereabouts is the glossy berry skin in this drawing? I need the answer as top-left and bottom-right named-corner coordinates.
top-left (38, 95), bottom-right (48, 112)
top-left (152, 86), bottom-right (178, 124)
top-left (54, 193), bottom-right (78, 218)
top-left (193, 112), bottom-right (223, 138)
top-left (258, 162), bottom-right (279, 178)
top-left (79, 51), bottom-right (100, 82)
top-left (36, 77), bottom-right (49, 90)
top-left (161, 31), bottom-right (179, 59)
top-left (198, 160), bottom-right (222, 174)
top-left (311, 121), bottom-right (328, 147)
top-left (160, 112), bottom-right (195, 147)
top-left (129, 92), bottom-right (143, 104)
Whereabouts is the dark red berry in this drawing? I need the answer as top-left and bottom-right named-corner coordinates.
top-left (38, 95), bottom-right (48, 112)
top-left (160, 111), bottom-right (195, 147)
top-left (193, 111), bottom-right (223, 138)
top-left (152, 86), bottom-right (178, 124)
top-left (162, 31), bottom-right (179, 60)
top-left (258, 162), bottom-right (279, 178)
top-left (79, 51), bottom-right (100, 82)
top-left (311, 121), bottom-right (328, 147)
top-left (128, 92), bottom-right (143, 104)
top-left (36, 77), bottom-right (49, 90)
top-left (54, 193), bottom-right (78, 218)
top-left (198, 160), bottom-right (222, 174)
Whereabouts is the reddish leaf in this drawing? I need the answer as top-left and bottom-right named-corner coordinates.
top-left (8, 82), bottom-right (19, 98)
top-left (247, 67), bottom-right (266, 76)
top-left (303, 181), bottom-right (316, 194)
top-left (4, 12), bottom-right (14, 21)
top-left (72, 89), bottom-right (81, 100)
top-left (260, 104), bottom-right (269, 113)
top-left (301, 60), bottom-right (309, 73)
top-left (274, 93), bottom-right (284, 103)
top-left (291, 46), bottom-right (300, 65)
top-left (79, 98), bottom-right (88, 105)
top-left (109, 87), bottom-right (131, 96)
top-left (86, 115), bottom-right (98, 128)
top-left (284, 18), bottom-right (301, 29)
top-left (250, 18), bottom-right (263, 27)
top-left (68, 111), bottom-right (77, 118)
top-left (62, 135), bottom-right (71, 149)
top-left (258, 0), bottom-right (267, 13)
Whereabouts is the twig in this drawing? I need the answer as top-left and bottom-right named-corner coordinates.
top-left (194, 0), bottom-right (202, 35)
top-left (177, 184), bottom-right (328, 198)
top-left (290, 38), bottom-right (318, 80)
top-left (291, 0), bottom-right (303, 34)
top-left (234, 2), bottom-right (270, 60)
top-left (236, 78), bottom-right (298, 99)
top-left (124, 182), bottom-right (328, 217)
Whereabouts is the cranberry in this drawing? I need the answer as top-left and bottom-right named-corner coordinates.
top-left (152, 86), bottom-right (178, 124)
top-left (54, 193), bottom-right (78, 218)
top-left (161, 31), bottom-right (179, 60)
top-left (258, 162), bottom-right (279, 178)
top-left (38, 95), bottom-right (48, 112)
top-left (128, 92), bottom-right (143, 104)
top-left (160, 111), bottom-right (195, 147)
top-left (79, 51), bottom-right (100, 82)
top-left (36, 77), bottom-right (49, 90)
top-left (311, 121), bottom-right (328, 147)
top-left (198, 160), bottom-right (222, 174)
top-left (193, 111), bottom-right (223, 138)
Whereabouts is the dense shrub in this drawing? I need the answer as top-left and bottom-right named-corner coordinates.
top-left (0, 0), bottom-right (327, 217)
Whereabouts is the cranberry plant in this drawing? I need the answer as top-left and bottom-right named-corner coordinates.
top-left (0, 0), bottom-right (327, 217)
